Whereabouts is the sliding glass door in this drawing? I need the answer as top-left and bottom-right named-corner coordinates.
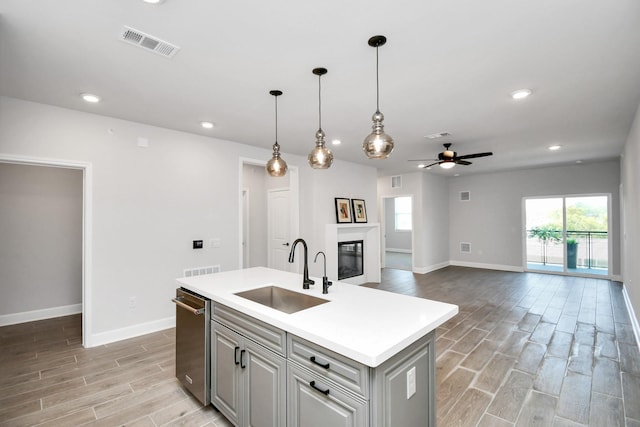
top-left (525, 195), bottom-right (609, 276)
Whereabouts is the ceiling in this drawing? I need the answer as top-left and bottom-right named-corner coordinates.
top-left (1, 0), bottom-right (639, 176)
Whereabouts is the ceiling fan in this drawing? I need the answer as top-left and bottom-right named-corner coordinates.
top-left (409, 143), bottom-right (493, 169)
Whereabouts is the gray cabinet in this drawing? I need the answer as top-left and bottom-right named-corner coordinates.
top-left (288, 362), bottom-right (368, 427)
top-left (211, 302), bottom-right (436, 427)
top-left (211, 321), bottom-right (286, 427)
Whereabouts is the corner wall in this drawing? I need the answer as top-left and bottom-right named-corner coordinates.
top-left (621, 103), bottom-right (640, 340)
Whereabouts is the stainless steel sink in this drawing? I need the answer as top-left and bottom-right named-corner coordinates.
top-left (235, 286), bottom-right (329, 314)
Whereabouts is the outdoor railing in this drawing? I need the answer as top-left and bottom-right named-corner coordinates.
top-left (526, 230), bottom-right (608, 270)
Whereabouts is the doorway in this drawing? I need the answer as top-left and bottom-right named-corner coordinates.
top-left (239, 159), bottom-right (299, 271)
top-left (524, 194), bottom-right (610, 276)
top-left (0, 154), bottom-right (92, 347)
top-left (381, 195), bottom-right (413, 271)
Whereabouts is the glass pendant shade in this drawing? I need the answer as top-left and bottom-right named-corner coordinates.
top-left (363, 110), bottom-right (394, 158)
top-left (308, 129), bottom-right (333, 169)
top-left (266, 90), bottom-right (288, 177)
top-left (308, 67), bottom-right (333, 169)
top-left (363, 35), bottom-right (394, 159)
top-left (266, 142), bottom-right (288, 177)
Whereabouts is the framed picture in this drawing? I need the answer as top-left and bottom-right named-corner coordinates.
top-left (352, 199), bottom-right (367, 223)
top-left (335, 198), bottom-right (352, 223)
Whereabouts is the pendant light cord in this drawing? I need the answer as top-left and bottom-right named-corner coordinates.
top-left (274, 95), bottom-right (278, 143)
top-left (376, 45), bottom-right (380, 113)
top-left (318, 73), bottom-right (322, 130)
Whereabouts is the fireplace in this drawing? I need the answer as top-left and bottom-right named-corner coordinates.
top-left (337, 240), bottom-right (364, 280)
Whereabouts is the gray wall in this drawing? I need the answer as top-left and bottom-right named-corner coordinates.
top-left (0, 96), bottom-right (378, 344)
top-left (448, 160), bottom-right (621, 275)
top-left (384, 197), bottom-right (412, 251)
top-left (621, 102), bottom-right (640, 329)
top-left (0, 163), bottom-right (82, 315)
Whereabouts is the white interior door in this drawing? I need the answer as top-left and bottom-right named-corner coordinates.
top-left (268, 189), bottom-right (291, 271)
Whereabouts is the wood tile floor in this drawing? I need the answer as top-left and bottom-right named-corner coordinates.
top-left (365, 267), bottom-right (640, 427)
top-left (1, 266), bottom-right (638, 426)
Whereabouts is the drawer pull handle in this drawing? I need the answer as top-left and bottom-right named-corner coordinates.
top-left (240, 349), bottom-right (246, 369)
top-left (310, 356), bottom-right (330, 369)
top-left (234, 346), bottom-right (240, 365)
top-left (310, 381), bottom-right (330, 396)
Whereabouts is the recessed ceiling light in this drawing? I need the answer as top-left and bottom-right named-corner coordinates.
top-left (418, 164), bottom-right (426, 168)
top-left (511, 89), bottom-right (532, 100)
top-left (81, 93), bottom-right (101, 103)
top-left (576, 160), bottom-right (583, 164)
top-left (142, 0), bottom-right (164, 4)
top-left (200, 121), bottom-right (214, 129)
top-left (332, 139), bottom-right (341, 145)
top-left (548, 145), bottom-right (561, 151)
top-left (454, 174), bottom-right (460, 177)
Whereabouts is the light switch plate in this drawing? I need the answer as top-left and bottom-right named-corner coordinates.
top-left (407, 366), bottom-right (416, 399)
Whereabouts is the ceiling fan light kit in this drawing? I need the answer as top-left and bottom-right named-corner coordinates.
top-left (363, 35), bottom-right (394, 160)
top-left (265, 90), bottom-right (288, 177)
top-left (308, 67), bottom-right (334, 169)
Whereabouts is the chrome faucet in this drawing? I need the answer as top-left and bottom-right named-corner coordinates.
top-left (314, 251), bottom-right (332, 294)
top-left (288, 238), bottom-right (315, 289)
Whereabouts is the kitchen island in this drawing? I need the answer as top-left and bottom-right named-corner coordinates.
top-left (177, 267), bottom-right (458, 427)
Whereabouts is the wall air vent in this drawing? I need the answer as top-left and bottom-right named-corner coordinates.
top-left (183, 265), bottom-right (220, 277)
top-left (460, 242), bottom-right (471, 253)
top-left (460, 191), bottom-right (470, 201)
top-left (391, 176), bottom-right (402, 188)
top-left (119, 26), bottom-right (180, 58)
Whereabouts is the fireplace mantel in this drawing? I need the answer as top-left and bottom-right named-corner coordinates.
top-left (325, 223), bottom-right (381, 285)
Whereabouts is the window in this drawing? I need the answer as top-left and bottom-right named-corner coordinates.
top-left (394, 196), bottom-right (412, 231)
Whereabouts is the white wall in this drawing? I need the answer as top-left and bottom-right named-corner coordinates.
top-left (378, 172), bottom-right (449, 273)
top-left (384, 197), bottom-right (412, 251)
top-left (621, 102), bottom-right (640, 335)
top-left (0, 163), bottom-right (82, 317)
top-left (448, 160), bottom-right (621, 275)
top-left (0, 96), bottom-right (377, 344)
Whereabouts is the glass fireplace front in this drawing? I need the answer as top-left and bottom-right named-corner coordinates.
top-left (337, 240), bottom-right (364, 280)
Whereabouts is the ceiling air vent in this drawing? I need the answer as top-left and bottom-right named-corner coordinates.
top-left (391, 176), bottom-right (402, 188)
top-left (460, 191), bottom-right (470, 201)
top-left (119, 26), bottom-right (180, 58)
top-left (460, 242), bottom-right (471, 253)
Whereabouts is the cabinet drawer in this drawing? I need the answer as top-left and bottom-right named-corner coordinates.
top-left (212, 303), bottom-right (286, 356)
top-left (288, 334), bottom-right (370, 398)
top-left (288, 363), bottom-right (368, 427)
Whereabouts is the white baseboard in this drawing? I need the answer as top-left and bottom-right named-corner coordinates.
top-left (85, 316), bottom-right (176, 348)
top-left (622, 285), bottom-right (640, 350)
top-left (413, 261), bottom-right (449, 275)
top-left (449, 260), bottom-right (525, 273)
top-left (386, 248), bottom-right (412, 254)
top-left (0, 303), bottom-right (82, 327)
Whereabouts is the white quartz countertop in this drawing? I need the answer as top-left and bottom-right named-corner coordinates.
top-left (177, 267), bottom-right (458, 367)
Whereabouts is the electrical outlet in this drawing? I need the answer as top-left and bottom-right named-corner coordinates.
top-left (129, 296), bottom-right (136, 309)
top-left (407, 366), bottom-right (416, 399)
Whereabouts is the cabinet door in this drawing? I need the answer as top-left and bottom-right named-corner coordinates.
top-left (211, 322), bottom-right (242, 425)
top-left (243, 340), bottom-right (286, 427)
top-left (288, 364), bottom-right (368, 427)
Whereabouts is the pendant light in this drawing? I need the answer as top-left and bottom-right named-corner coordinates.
top-left (308, 67), bottom-right (334, 169)
top-left (363, 35), bottom-right (394, 159)
top-left (265, 90), bottom-right (288, 177)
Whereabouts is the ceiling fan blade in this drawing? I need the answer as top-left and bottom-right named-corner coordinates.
top-left (455, 160), bottom-right (472, 165)
top-left (456, 152), bottom-right (493, 160)
top-left (419, 161), bottom-right (441, 169)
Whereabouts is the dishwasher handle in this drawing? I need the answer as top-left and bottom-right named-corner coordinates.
top-left (172, 297), bottom-right (205, 315)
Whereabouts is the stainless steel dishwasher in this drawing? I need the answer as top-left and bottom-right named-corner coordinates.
top-left (172, 288), bottom-right (210, 405)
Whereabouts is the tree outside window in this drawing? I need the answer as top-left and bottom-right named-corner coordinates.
top-left (394, 197), bottom-right (412, 231)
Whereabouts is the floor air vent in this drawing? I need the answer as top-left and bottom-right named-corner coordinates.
top-left (119, 26), bottom-right (180, 58)
top-left (460, 242), bottom-right (471, 253)
top-left (184, 265), bottom-right (220, 277)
